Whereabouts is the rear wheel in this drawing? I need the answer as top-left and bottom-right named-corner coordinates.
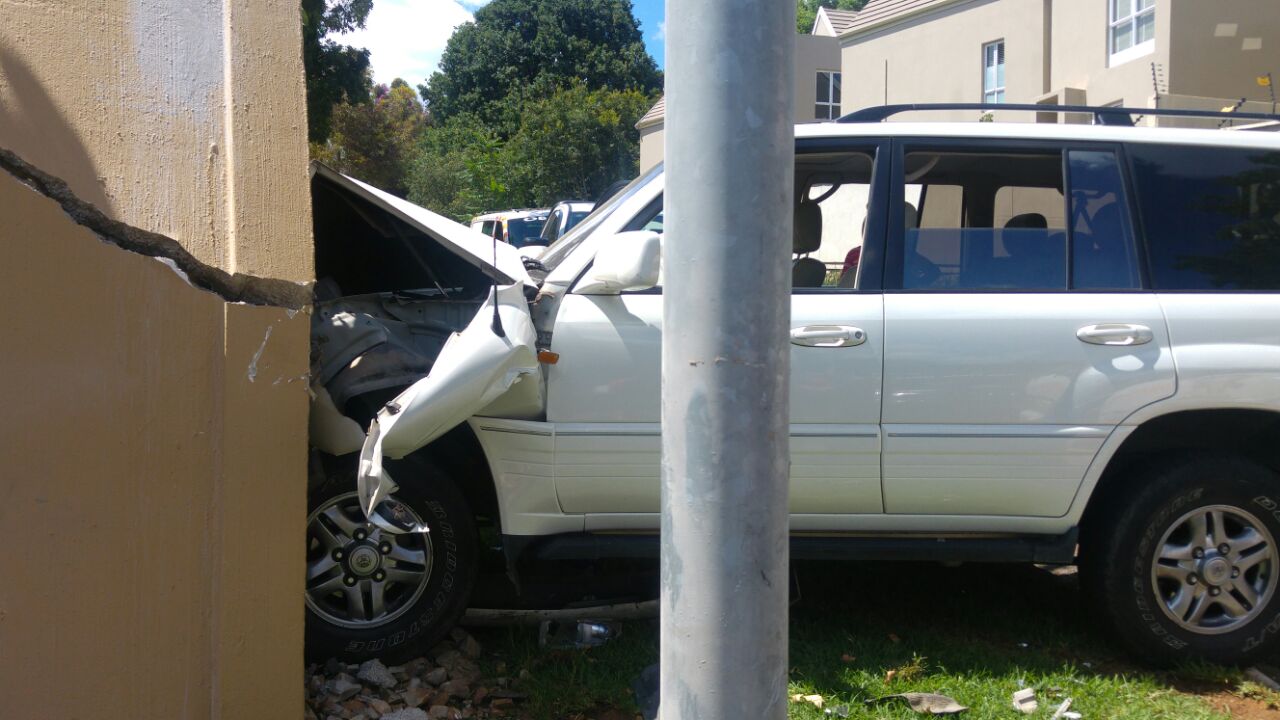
top-left (1083, 454), bottom-right (1280, 665)
top-left (304, 458), bottom-right (477, 663)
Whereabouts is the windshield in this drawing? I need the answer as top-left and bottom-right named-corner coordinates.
top-left (539, 162), bottom-right (664, 273)
top-left (506, 217), bottom-right (545, 247)
top-left (566, 210), bottom-right (591, 231)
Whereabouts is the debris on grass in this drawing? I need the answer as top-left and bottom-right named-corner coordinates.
top-left (868, 692), bottom-right (968, 715)
top-left (1050, 698), bottom-right (1077, 719)
top-left (1011, 687), bottom-right (1038, 714)
top-left (792, 693), bottom-right (825, 709)
top-left (887, 654), bottom-right (928, 684)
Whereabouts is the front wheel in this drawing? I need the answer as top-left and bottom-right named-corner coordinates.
top-left (304, 457), bottom-right (477, 663)
top-left (1083, 455), bottom-right (1280, 665)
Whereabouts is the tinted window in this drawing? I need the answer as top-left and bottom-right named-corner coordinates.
top-left (506, 217), bottom-right (544, 247)
top-left (1129, 144), bottom-right (1280, 290)
top-left (896, 152), bottom-right (1067, 290)
top-left (1068, 150), bottom-right (1140, 290)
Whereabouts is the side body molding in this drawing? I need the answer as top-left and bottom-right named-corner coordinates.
top-left (358, 284), bottom-right (544, 524)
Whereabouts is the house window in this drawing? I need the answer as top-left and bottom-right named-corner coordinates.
top-left (816, 71), bottom-right (841, 120)
top-left (982, 41), bottom-right (1005, 104)
top-left (1110, 0), bottom-right (1155, 65)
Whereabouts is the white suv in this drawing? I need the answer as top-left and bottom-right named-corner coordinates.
top-left (305, 109), bottom-right (1280, 666)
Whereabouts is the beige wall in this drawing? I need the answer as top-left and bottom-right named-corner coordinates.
top-left (841, 0), bottom-right (1278, 123)
top-left (1166, 0), bottom-right (1280, 102)
top-left (0, 1), bottom-right (312, 718)
top-left (1048, 0), bottom-right (1170, 109)
top-left (797, 33), bottom-right (843, 119)
top-left (842, 0), bottom-right (1050, 120)
top-left (639, 123), bottom-right (664, 172)
top-left (637, 34), bottom-right (839, 170)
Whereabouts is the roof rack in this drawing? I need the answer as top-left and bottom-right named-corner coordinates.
top-left (838, 103), bottom-right (1280, 127)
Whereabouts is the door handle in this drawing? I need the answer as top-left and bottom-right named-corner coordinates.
top-left (790, 325), bottom-right (866, 348)
top-left (1076, 323), bottom-right (1154, 346)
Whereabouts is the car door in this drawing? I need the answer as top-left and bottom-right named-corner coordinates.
top-left (547, 140), bottom-right (890, 527)
top-left (879, 139), bottom-right (1175, 517)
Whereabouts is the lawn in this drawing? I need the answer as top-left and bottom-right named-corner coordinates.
top-left (465, 562), bottom-right (1280, 719)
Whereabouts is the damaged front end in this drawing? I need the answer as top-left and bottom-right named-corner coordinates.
top-left (308, 163), bottom-right (543, 531)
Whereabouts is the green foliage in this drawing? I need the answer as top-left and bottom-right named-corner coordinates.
top-left (407, 84), bottom-right (653, 221)
top-left (420, 0), bottom-right (661, 129)
top-left (302, 0), bottom-right (374, 142)
top-left (311, 79), bottom-right (426, 197)
top-left (504, 84), bottom-right (652, 207)
top-left (797, 0), bottom-right (868, 34)
top-left (406, 115), bottom-right (511, 222)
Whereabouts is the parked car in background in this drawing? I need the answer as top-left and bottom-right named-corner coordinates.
top-left (308, 104), bottom-right (1280, 668)
top-left (469, 209), bottom-right (549, 249)
top-left (538, 200), bottom-right (594, 244)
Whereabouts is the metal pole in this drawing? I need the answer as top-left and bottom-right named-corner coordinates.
top-left (660, 0), bottom-right (794, 716)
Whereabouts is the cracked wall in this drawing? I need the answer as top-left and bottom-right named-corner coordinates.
top-left (0, 2), bottom-right (313, 719)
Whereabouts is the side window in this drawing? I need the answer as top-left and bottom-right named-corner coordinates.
top-left (794, 150), bottom-right (875, 289)
top-left (1129, 144), bottom-right (1280, 290)
top-left (895, 151), bottom-right (1067, 290)
top-left (1067, 150), bottom-right (1140, 290)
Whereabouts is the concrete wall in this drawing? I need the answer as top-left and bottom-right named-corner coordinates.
top-left (0, 1), bottom-right (312, 718)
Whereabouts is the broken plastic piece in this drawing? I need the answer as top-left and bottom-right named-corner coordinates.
top-left (1012, 688), bottom-right (1038, 714)
top-left (538, 620), bottom-right (620, 649)
top-left (869, 693), bottom-right (968, 715)
top-left (1050, 698), bottom-right (1073, 720)
top-left (358, 284), bottom-right (542, 528)
top-left (824, 704), bottom-right (850, 718)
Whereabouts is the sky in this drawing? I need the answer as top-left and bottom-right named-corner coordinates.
top-left (338, 0), bottom-right (667, 90)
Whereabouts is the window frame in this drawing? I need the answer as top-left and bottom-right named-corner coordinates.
top-left (609, 138), bottom-right (892, 296)
top-left (981, 40), bottom-right (1006, 105)
top-left (884, 137), bottom-right (1148, 294)
top-left (815, 70), bottom-right (842, 121)
top-left (1108, 0), bottom-right (1155, 67)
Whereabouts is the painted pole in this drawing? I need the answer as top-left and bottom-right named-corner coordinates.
top-left (660, 0), bottom-right (795, 716)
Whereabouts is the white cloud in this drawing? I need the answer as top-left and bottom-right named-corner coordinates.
top-left (654, 20), bottom-right (665, 41)
top-left (338, 0), bottom-right (475, 88)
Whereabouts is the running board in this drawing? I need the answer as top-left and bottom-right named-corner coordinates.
top-left (508, 530), bottom-right (1078, 565)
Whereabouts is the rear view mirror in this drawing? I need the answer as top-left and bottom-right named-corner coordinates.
top-left (575, 231), bottom-right (661, 294)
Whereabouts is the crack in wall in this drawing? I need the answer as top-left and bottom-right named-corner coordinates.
top-left (0, 147), bottom-right (311, 309)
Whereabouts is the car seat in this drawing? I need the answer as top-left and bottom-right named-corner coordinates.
top-left (793, 199), bottom-right (827, 288)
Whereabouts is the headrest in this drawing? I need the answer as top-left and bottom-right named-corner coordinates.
top-left (1005, 213), bottom-right (1048, 229)
top-left (794, 200), bottom-right (822, 254)
top-left (904, 202), bottom-right (919, 230)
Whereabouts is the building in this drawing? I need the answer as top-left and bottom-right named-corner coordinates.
top-left (639, 0), bottom-right (1280, 169)
top-left (637, 32), bottom-right (842, 170)
top-left (0, 2), bottom-right (312, 718)
top-left (836, 0), bottom-right (1280, 126)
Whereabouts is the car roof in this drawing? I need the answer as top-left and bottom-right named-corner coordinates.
top-left (795, 120), bottom-right (1280, 150)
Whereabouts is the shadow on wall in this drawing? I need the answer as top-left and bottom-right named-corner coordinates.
top-left (0, 43), bottom-right (113, 215)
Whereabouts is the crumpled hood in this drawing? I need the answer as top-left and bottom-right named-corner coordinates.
top-left (310, 162), bottom-right (534, 289)
top-left (356, 283), bottom-right (543, 530)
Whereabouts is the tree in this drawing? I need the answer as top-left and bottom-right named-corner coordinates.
top-left (796, 0), bottom-right (867, 34)
top-left (311, 79), bottom-right (426, 196)
top-left (504, 84), bottom-right (652, 206)
top-left (303, 0), bottom-right (374, 142)
top-left (406, 116), bottom-right (511, 221)
top-left (421, 0), bottom-right (661, 129)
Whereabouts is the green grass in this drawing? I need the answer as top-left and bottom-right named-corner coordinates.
top-left (467, 562), bottom-right (1266, 719)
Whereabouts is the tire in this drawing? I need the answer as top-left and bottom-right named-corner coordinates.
top-left (1082, 454), bottom-right (1280, 665)
top-left (304, 456), bottom-right (478, 663)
